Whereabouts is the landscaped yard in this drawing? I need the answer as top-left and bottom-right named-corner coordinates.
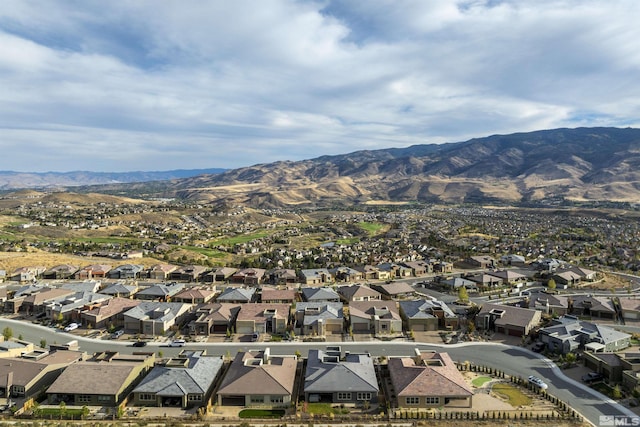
top-left (238, 408), bottom-right (285, 419)
top-left (491, 383), bottom-right (532, 406)
top-left (472, 376), bottom-right (493, 387)
top-left (304, 402), bottom-right (350, 415)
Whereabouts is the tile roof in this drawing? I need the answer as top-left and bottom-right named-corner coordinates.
top-left (217, 349), bottom-right (296, 396)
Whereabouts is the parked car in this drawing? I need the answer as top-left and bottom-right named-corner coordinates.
top-left (532, 342), bottom-right (546, 353)
top-left (63, 323), bottom-right (79, 332)
top-left (132, 341), bottom-right (147, 347)
top-left (251, 333), bottom-right (260, 342)
top-left (168, 339), bottom-right (185, 347)
top-left (112, 330), bottom-right (124, 339)
top-left (528, 375), bottom-right (548, 390)
top-left (582, 372), bottom-right (604, 383)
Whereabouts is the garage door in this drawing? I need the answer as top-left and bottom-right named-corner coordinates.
top-left (410, 323), bottom-right (426, 332)
top-left (213, 324), bottom-right (227, 333)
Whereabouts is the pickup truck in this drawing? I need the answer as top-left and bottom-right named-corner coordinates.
top-left (582, 372), bottom-right (604, 383)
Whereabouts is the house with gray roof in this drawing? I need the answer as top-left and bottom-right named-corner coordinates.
top-left (370, 282), bottom-right (416, 300)
top-left (441, 277), bottom-right (477, 291)
top-left (539, 315), bottom-right (631, 354)
top-left (295, 302), bottom-right (344, 337)
top-left (189, 303), bottom-right (240, 336)
top-left (203, 267), bottom-right (237, 283)
top-left (43, 264), bottom-right (79, 280)
top-left (400, 299), bottom-right (459, 331)
top-left (108, 264), bottom-right (145, 279)
top-left (304, 347), bottom-right (379, 404)
top-left (329, 266), bottom-right (363, 282)
top-left (61, 281), bottom-right (101, 293)
top-left (45, 291), bottom-right (112, 322)
top-left (215, 286), bottom-right (256, 303)
top-left (123, 302), bottom-right (193, 336)
top-left (131, 350), bottom-right (223, 408)
top-left (135, 282), bottom-right (185, 302)
top-left (169, 265), bottom-right (209, 282)
top-left (99, 282), bottom-right (138, 298)
top-left (301, 287), bottom-right (340, 302)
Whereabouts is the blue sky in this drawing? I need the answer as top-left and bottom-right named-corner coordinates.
top-left (1, 0), bottom-right (638, 172)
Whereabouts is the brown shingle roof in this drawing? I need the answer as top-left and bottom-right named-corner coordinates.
top-left (217, 350), bottom-right (296, 396)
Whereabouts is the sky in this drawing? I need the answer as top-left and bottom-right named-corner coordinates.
top-left (1, 0), bottom-right (639, 173)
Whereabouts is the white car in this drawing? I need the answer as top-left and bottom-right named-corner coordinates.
top-left (63, 323), bottom-right (79, 332)
top-left (168, 339), bottom-right (185, 347)
top-left (528, 375), bottom-right (548, 390)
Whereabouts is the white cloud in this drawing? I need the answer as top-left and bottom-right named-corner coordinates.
top-left (0, 0), bottom-right (638, 172)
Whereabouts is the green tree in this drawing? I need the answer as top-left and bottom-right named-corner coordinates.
top-left (59, 401), bottom-right (66, 419)
top-left (458, 286), bottom-right (469, 303)
top-left (82, 405), bottom-right (89, 420)
top-left (40, 339), bottom-right (47, 349)
top-left (547, 278), bottom-right (556, 290)
top-left (612, 384), bottom-right (622, 400)
top-left (565, 352), bottom-right (577, 366)
top-left (2, 327), bottom-right (13, 341)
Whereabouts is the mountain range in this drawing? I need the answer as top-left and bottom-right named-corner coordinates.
top-left (6, 127), bottom-right (640, 207)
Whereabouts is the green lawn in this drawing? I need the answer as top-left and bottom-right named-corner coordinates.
top-left (472, 376), bottom-right (493, 387)
top-left (491, 383), bottom-right (532, 406)
top-left (357, 221), bottom-right (386, 236)
top-left (336, 237), bottom-right (360, 245)
top-left (210, 232), bottom-right (272, 246)
top-left (238, 408), bottom-right (285, 419)
top-left (37, 407), bottom-right (86, 418)
top-left (182, 246), bottom-right (227, 258)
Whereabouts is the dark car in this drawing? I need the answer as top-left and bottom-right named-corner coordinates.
top-left (531, 342), bottom-right (546, 353)
top-left (132, 341), bottom-right (147, 347)
top-left (582, 372), bottom-right (604, 383)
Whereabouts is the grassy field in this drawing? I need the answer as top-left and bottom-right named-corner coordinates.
top-left (357, 221), bottom-right (387, 236)
top-left (472, 376), bottom-right (493, 387)
top-left (209, 231), bottom-right (272, 246)
top-left (491, 383), bottom-right (532, 406)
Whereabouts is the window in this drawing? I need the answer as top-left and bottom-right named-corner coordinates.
top-left (381, 324), bottom-right (388, 330)
top-left (426, 397), bottom-right (439, 405)
top-left (270, 395), bottom-right (284, 403)
top-left (337, 392), bottom-right (352, 401)
top-left (139, 393), bottom-right (155, 401)
top-left (357, 392), bottom-right (371, 401)
top-left (11, 386), bottom-right (25, 397)
top-left (406, 397), bottom-right (419, 405)
top-left (97, 395), bottom-right (111, 402)
top-left (250, 395), bottom-right (264, 403)
top-left (78, 395), bottom-right (92, 403)
top-left (188, 395), bottom-right (202, 401)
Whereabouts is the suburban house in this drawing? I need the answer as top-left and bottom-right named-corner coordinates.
top-left (131, 350), bottom-right (224, 408)
top-left (463, 256), bottom-right (495, 269)
top-left (11, 266), bottom-right (46, 282)
top-left (301, 287), bottom-right (340, 302)
top-left (0, 350), bottom-right (85, 413)
top-left (433, 261), bottom-right (453, 274)
top-left (466, 273), bottom-right (503, 289)
top-left (108, 264), bottom-right (145, 279)
top-left (231, 268), bottom-right (266, 285)
top-left (400, 299), bottom-right (459, 331)
top-left (266, 269), bottom-right (298, 285)
top-left (6, 287), bottom-right (75, 315)
top-left (147, 264), bottom-right (179, 281)
top-left (582, 351), bottom-right (633, 386)
top-left (189, 303), bottom-right (240, 336)
top-left (172, 286), bottom-right (216, 304)
top-left (475, 303), bottom-right (541, 337)
top-left (533, 294), bottom-right (617, 319)
top-left (388, 350), bottom-right (473, 409)
top-left (61, 281), bottom-right (101, 293)
top-left (354, 265), bottom-right (383, 280)
top-left (74, 265), bottom-right (112, 280)
top-left (295, 302), bottom-right (344, 337)
top-left (539, 315), bottom-right (631, 354)
top-left (349, 301), bottom-right (402, 335)
top-left (123, 302), bottom-right (193, 336)
top-left (203, 267), bottom-right (237, 283)
top-left (46, 352), bottom-right (155, 407)
top-left (80, 297), bottom-right (141, 329)
top-left (215, 287), bottom-right (257, 303)
top-left (299, 269), bottom-right (332, 285)
top-left (304, 347), bottom-right (379, 404)
top-left (235, 303), bottom-right (290, 335)
top-left (441, 277), bottom-right (477, 291)
top-left (329, 266), bottom-right (363, 282)
top-left (43, 265), bottom-right (79, 280)
top-left (370, 282), bottom-right (416, 300)
top-left (0, 339), bottom-right (34, 358)
top-left (135, 282), bottom-right (185, 302)
top-left (168, 265), bottom-right (209, 282)
top-left (216, 348), bottom-right (296, 407)
top-left (377, 263), bottom-right (412, 279)
top-left (618, 297), bottom-right (640, 321)
top-left (337, 284), bottom-right (382, 302)
top-left (99, 283), bottom-right (138, 298)
top-left (45, 291), bottom-right (113, 322)
top-left (402, 260), bottom-right (433, 276)
top-left (500, 254), bottom-right (527, 266)
top-left (260, 286), bottom-right (298, 304)
top-left (486, 270), bottom-right (527, 285)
